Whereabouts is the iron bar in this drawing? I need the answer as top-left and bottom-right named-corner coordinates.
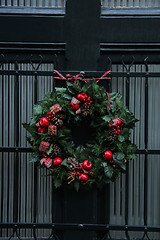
top-left (32, 59), bottom-right (39, 224)
top-left (0, 223), bottom-right (160, 232)
top-left (122, 55), bottom-right (134, 240)
top-left (13, 59), bottom-right (20, 223)
top-left (144, 58), bottom-right (149, 226)
top-left (0, 148), bottom-right (159, 154)
top-left (0, 70), bottom-right (160, 78)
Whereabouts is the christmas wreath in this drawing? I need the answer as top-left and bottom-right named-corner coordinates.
top-left (23, 71), bottom-right (137, 191)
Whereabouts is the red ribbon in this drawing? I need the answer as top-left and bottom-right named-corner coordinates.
top-left (53, 70), bottom-right (111, 82)
top-left (53, 70), bottom-right (111, 110)
top-left (106, 92), bottom-right (111, 109)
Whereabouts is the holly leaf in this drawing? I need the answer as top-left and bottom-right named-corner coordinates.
top-left (102, 115), bottom-right (111, 122)
top-left (29, 154), bottom-right (39, 163)
top-left (82, 83), bottom-right (91, 92)
top-left (118, 135), bottom-right (125, 142)
top-left (66, 81), bottom-right (74, 87)
top-left (54, 178), bottom-right (62, 188)
top-left (63, 94), bottom-right (72, 100)
top-left (101, 162), bottom-right (107, 168)
top-left (33, 105), bottom-right (43, 115)
top-left (22, 123), bottom-right (35, 135)
top-left (126, 144), bottom-right (137, 154)
top-left (121, 164), bottom-right (126, 171)
top-left (126, 154), bottom-right (136, 160)
top-left (116, 152), bottom-right (125, 161)
top-left (56, 87), bottom-right (66, 93)
top-left (61, 158), bottom-right (68, 167)
top-left (104, 166), bottom-right (113, 178)
top-left (74, 181), bottom-right (80, 192)
top-left (115, 96), bottom-right (123, 107)
top-left (46, 144), bottom-right (53, 155)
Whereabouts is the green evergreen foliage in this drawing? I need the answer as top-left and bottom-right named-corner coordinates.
top-left (23, 79), bottom-right (138, 191)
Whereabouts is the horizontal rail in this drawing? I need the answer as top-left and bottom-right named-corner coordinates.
top-left (0, 223), bottom-right (160, 232)
top-left (0, 147), bottom-right (159, 154)
top-left (0, 70), bottom-right (160, 78)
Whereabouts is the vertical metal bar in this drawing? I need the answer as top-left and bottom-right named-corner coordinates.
top-left (33, 72), bottom-right (38, 224)
top-left (13, 60), bottom-right (19, 223)
top-left (125, 68), bottom-right (130, 239)
top-left (144, 58), bottom-right (149, 226)
top-left (1, 0), bottom-right (5, 7)
top-left (0, 62), bottom-right (4, 235)
top-left (32, 68), bottom-right (38, 239)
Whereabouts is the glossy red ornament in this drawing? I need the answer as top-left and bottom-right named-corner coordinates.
top-left (53, 157), bottom-right (63, 167)
top-left (39, 117), bottom-right (49, 127)
top-left (70, 102), bottom-right (80, 111)
top-left (38, 127), bottom-right (47, 133)
top-left (112, 118), bottom-right (121, 126)
top-left (79, 173), bottom-right (88, 181)
top-left (77, 92), bottom-right (88, 102)
top-left (104, 150), bottom-right (113, 161)
top-left (82, 160), bottom-right (92, 170)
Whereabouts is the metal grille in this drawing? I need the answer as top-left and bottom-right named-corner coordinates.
top-left (0, 55), bottom-right (160, 239)
top-left (1, 0), bottom-right (160, 9)
top-left (109, 63), bottom-right (160, 239)
top-left (101, 0), bottom-right (160, 8)
top-left (0, 61), bottom-right (55, 238)
top-left (0, 0), bottom-right (65, 8)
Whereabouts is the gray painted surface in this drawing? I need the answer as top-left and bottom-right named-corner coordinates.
top-left (0, 0), bottom-right (65, 7)
top-left (101, 0), bottom-right (160, 7)
top-left (0, 0), bottom-right (160, 8)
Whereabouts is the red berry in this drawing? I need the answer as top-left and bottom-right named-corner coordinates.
top-left (77, 92), bottom-right (88, 102)
top-left (66, 74), bottom-right (72, 78)
top-left (82, 160), bottom-right (92, 170)
top-left (38, 127), bottom-right (47, 133)
top-left (39, 117), bottom-right (49, 127)
top-left (70, 102), bottom-right (80, 111)
top-left (79, 173), bottom-right (88, 182)
top-left (53, 157), bottom-right (62, 167)
top-left (104, 150), bottom-right (113, 161)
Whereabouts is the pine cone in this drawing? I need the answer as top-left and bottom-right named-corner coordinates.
top-left (55, 113), bottom-right (64, 119)
top-left (81, 103), bottom-right (92, 116)
top-left (67, 157), bottom-right (79, 170)
top-left (107, 129), bottom-right (117, 141)
top-left (53, 118), bottom-right (63, 127)
top-left (52, 144), bottom-right (61, 157)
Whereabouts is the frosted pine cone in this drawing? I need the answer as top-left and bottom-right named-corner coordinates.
top-left (52, 144), bottom-right (61, 157)
top-left (107, 129), bottom-right (117, 141)
top-left (55, 113), bottom-right (64, 119)
top-left (67, 157), bottom-right (79, 170)
top-left (53, 118), bottom-right (63, 127)
top-left (81, 103), bottom-right (92, 116)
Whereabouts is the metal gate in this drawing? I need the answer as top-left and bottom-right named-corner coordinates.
top-left (1, 0), bottom-right (160, 239)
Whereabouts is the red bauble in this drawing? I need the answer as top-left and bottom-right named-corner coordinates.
top-left (79, 173), bottom-right (88, 182)
top-left (112, 118), bottom-right (121, 126)
top-left (77, 92), bottom-right (88, 102)
top-left (70, 102), bottom-right (80, 111)
top-left (39, 117), bottom-right (49, 127)
top-left (82, 160), bottom-right (92, 170)
top-left (53, 157), bottom-right (62, 167)
top-left (104, 150), bottom-right (113, 161)
top-left (38, 127), bottom-right (47, 133)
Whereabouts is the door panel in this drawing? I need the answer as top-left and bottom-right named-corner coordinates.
top-left (0, 0), bottom-right (160, 239)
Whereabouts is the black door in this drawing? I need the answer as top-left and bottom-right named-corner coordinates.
top-left (0, 0), bottom-right (160, 239)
